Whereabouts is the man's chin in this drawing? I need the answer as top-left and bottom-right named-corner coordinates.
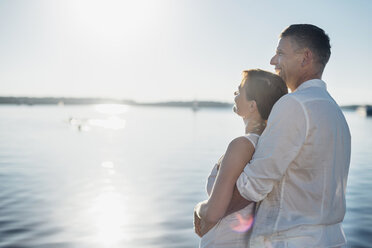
top-left (277, 72), bottom-right (285, 80)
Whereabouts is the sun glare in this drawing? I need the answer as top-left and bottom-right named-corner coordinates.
top-left (230, 213), bottom-right (254, 233)
top-left (69, 0), bottom-right (164, 45)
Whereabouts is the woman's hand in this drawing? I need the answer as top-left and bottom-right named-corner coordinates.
top-left (194, 210), bottom-right (217, 237)
top-left (199, 218), bottom-right (216, 237)
top-left (194, 209), bottom-right (202, 237)
top-left (194, 201), bottom-right (218, 237)
top-left (194, 201), bottom-right (206, 237)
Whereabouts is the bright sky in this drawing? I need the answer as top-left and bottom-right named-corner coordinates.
top-left (0, 0), bottom-right (371, 105)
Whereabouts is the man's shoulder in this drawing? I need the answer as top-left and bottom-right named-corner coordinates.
top-left (291, 83), bottom-right (335, 105)
top-left (267, 93), bottom-right (307, 125)
top-left (271, 93), bottom-right (303, 112)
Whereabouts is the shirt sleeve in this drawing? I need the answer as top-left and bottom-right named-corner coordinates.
top-left (236, 94), bottom-right (307, 202)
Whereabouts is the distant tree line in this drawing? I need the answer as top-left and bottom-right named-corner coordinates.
top-left (0, 96), bottom-right (233, 108)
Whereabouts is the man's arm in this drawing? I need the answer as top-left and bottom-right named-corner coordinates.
top-left (224, 185), bottom-right (252, 217)
top-left (236, 96), bottom-right (307, 202)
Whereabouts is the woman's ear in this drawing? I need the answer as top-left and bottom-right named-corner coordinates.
top-left (250, 100), bottom-right (257, 113)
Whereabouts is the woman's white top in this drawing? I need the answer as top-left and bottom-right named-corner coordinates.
top-left (200, 133), bottom-right (259, 248)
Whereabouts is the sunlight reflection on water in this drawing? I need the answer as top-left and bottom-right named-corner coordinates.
top-left (89, 161), bottom-right (128, 246)
top-left (68, 104), bottom-right (128, 131)
top-left (91, 191), bottom-right (128, 246)
top-left (88, 116), bottom-right (126, 130)
top-left (91, 104), bottom-right (128, 130)
top-left (94, 104), bottom-right (129, 115)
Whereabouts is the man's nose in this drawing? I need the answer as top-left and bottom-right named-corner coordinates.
top-left (270, 55), bottom-right (277, 65)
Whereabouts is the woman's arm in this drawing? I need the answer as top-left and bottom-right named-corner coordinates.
top-left (196, 136), bottom-right (255, 233)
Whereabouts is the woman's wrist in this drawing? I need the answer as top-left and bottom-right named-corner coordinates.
top-left (195, 200), bottom-right (208, 219)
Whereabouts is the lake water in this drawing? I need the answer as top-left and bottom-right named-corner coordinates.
top-left (0, 105), bottom-right (371, 248)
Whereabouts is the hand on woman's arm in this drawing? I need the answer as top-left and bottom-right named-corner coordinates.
top-left (196, 137), bottom-right (255, 235)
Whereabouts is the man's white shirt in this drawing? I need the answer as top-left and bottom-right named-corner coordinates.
top-left (236, 79), bottom-right (351, 248)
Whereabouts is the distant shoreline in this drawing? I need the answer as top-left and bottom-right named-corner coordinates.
top-left (0, 96), bottom-right (368, 110)
top-left (0, 96), bottom-right (233, 109)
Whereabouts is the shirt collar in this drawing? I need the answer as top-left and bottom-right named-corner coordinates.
top-left (294, 79), bottom-right (327, 92)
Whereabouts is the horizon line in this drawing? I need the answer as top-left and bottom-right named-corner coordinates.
top-left (0, 96), bottom-right (370, 107)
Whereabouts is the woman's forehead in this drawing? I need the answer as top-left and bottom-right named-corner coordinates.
top-left (240, 78), bottom-right (249, 88)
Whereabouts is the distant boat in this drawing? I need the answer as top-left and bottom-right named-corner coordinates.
top-left (357, 105), bottom-right (372, 117)
top-left (192, 100), bottom-right (199, 112)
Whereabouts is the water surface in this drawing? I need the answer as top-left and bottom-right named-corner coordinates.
top-left (0, 105), bottom-right (370, 247)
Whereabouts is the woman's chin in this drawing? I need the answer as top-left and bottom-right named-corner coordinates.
top-left (233, 106), bottom-right (245, 118)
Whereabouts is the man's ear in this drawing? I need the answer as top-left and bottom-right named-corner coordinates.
top-left (301, 48), bottom-right (313, 67)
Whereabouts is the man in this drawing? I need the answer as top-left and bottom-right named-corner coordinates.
top-left (234, 24), bottom-right (351, 247)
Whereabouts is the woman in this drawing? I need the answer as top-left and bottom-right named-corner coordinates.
top-left (194, 69), bottom-right (287, 247)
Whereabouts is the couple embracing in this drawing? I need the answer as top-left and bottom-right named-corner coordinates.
top-left (194, 24), bottom-right (351, 248)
